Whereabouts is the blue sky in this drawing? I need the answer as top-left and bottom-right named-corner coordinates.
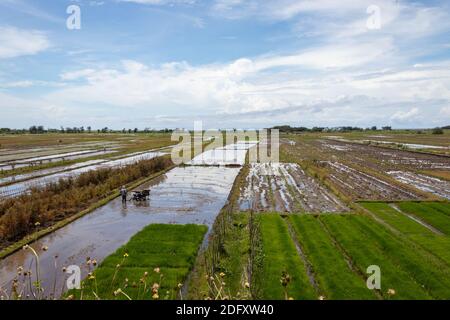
top-left (0, 0), bottom-right (449, 129)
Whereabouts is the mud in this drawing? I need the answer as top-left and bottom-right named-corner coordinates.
top-left (387, 171), bottom-right (450, 200)
top-left (324, 161), bottom-right (419, 201)
top-left (239, 163), bottom-right (348, 213)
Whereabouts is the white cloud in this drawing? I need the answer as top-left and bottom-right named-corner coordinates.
top-left (0, 26), bottom-right (50, 59)
top-left (390, 107), bottom-right (420, 122)
top-left (60, 69), bottom-right (97, 81)
top-left (440, 106), bottom-right (450, 117)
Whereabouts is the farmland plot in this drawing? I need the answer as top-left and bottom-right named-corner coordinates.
top-left (288, 215), bottom-right (377, 300)
top-left (258, 214), bottom-right (316, 300)
top-left (323, 161), bottom-right (419, 201)
top-left (0, 148), bottom-right (118, 170)
top-left (361, 202), bottom-right (450, 267)
top-left (0, 150), bottom-right (167, 199)
top-left (239, 163), bottom-right (348, 213)
top-left (284, 137), bottom-right (450, 172)
top-left (387, 171), bottom-right (450, 200)
top-left (0, 166), bottom-right (240, 297)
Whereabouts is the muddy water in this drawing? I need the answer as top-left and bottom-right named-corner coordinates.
top-left (0, 166), bottom-right (240, 298)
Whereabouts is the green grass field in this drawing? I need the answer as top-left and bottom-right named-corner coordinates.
top-left (361, 202), bottom-right (450, 267)
top-left (71, 224), bottom-right (207, 300)
top-left (396, 202), bottom-right (450, 235)
top-left (289, 215), bottom-right (377, 300)
top-left (258, 214), bottom-right (316, 300)
top-left (252, 202), bottom-right (450, 300)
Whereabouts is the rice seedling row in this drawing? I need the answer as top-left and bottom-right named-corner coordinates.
top-left (69, 224), bottom-right (207, 300)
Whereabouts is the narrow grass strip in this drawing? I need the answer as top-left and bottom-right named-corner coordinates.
top-left (397, 202), bottom-right (450, 235)
top-left (258, 214), bottom-right (316, 300)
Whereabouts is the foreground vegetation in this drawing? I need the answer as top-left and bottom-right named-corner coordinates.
top-left (69, 224), bottom-right (207, 300)
top-left (189, 200), bottom-right (450, 300)
top-left (0, 156), bottom-right (173, 248)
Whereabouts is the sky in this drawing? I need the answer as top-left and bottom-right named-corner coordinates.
top-left (0, 0), bottom-right (449, 129)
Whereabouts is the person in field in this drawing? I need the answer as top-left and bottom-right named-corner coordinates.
top-left (120, 186), bottom-right (128, 203)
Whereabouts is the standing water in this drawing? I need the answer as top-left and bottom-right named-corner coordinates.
top-left (0, 166), bottom-right (240, 298)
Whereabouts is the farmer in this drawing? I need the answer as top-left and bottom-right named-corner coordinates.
top-left (120, 186), bottom-right (128, 203)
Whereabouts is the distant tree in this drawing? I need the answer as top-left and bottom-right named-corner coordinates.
top-left (371, 126), bottom-right (377, 131)
top-left (87, 126), bottom-right (92, 133)
top-left (382, 126), bottom-right (392, 131)
top-left (29, 126), bottom-right (37, 134)
top-left (432, 127), bottom-right (444, 134)
top-left (134, 128), bottom-right (138, 133)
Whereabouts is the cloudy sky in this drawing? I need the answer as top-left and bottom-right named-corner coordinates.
top-left (0, 0), bottom-right (449, 129)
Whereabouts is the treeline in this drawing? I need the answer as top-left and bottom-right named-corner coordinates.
top-left (272, 125), bottom-right (393, 133)
top-left (0, 156), bottom-right (173, 246)
top-left (0, 126), bottom-right (174, 134)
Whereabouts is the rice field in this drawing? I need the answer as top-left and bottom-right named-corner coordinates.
top-left (69, 224), bottom-right (207, 300)
top-left (1, 132), bottom-right (450, 300)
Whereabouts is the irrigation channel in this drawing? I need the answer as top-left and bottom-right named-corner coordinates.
top-left (0, 142), bottom-right (256, 298)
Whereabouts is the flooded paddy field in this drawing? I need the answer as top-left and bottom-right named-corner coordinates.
top-left (317, 139), bottom-right (450, 171)
top-left (0, 149), bottom-right (118, 171)
top-left (189, 141), bottom-right (258, 166)
top-left (0, 150), bottom-right (167, 199)
top-left (323, 161), bottom-right (420, 201)
top-left (239, 163), bottom-right (348, 212)
top-left (323, 130), bottom-right (450, 155)
top-left (0, 166), bottom-right (240, 298)
top-left (0, 142), bottom-right (121, 164)
top-left (387, 171), bottom-right (450, 200)
top-left (281, 135), bottom-right (450, 200)
top-left (0, 159), bottom-right (106, 186)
